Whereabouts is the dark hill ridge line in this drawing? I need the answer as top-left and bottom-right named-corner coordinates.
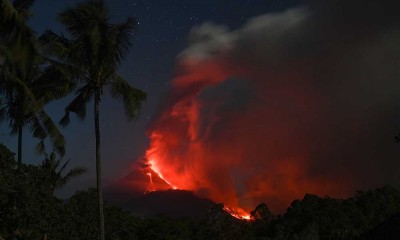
top-left (104, 168), bottom-right (215, 219)
top-left (104, 188), bottom-right (215, 219)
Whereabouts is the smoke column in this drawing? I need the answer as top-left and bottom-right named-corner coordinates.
top-left (145, 1), bottom-right (400, 213)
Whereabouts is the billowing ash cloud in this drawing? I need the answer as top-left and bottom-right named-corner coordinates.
top-left (145, 1), bottom-right (400, 212)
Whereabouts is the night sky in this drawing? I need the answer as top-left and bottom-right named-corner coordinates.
top-left (2, 0), bottom-right (400, 210)
top-left (0, 0), bottom-right (302, 197)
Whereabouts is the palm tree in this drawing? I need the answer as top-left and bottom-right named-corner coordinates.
top-left (40, 151), bottom-right (86, 193)
top-left (0, 0), bottom-right (67, 165)
top-left (41, 1), bottom-right (146, 239)
top-left (0, 50), bottom-right (67, 164)
top-left (39, 151), bottom-right (86, 240)
top-left (0, 0), bottom-right (35, 40)
top-left (1, 0), bottom-right (36, 94)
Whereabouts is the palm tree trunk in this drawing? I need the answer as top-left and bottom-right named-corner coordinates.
top-left (17, 125), bottom-right (22, 166)
top-left (94, 91), bottom-right (105, 240)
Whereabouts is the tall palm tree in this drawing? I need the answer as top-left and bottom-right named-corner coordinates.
top-left (0, 0), bottom-right (67, 165)
top-left (41, 1), bottom-right (146, 239)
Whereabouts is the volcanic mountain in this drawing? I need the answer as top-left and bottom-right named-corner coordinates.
top-left (104, 163), bottom-right (215, 219)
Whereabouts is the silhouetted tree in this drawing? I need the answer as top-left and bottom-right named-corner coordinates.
top-left (251, 203), bottom-right (273, 222)
top-left (40, 1), bottom-right (146, 239)
top-left (0, 0), bottom-right (66, 165)
top-left (39, 151), bottom-right (86, 193)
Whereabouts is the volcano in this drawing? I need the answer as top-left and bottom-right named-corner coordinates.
top-left (115, 160), bottom-right (172, 194)
top-left (104, 163), bottom-right (216, 219)
top-left (108, 3), bottom-right (400, 220)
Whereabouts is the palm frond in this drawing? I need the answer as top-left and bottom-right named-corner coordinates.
top-left (100, 17), bottom-right (136, 69)
top-left (0, 0), bottom-right (22, 35)
top-left (60, 84), bottom-right (93, 126)
top-left (0, 0), bottom-right (36, 53)
top-left (58, 167), bottom-right (86, 187)
top-left (0, 64), bottom-right (36, 102)
top-left (35, 138), bottom-right (45, 155)
top-left (59, 112), bottom-right (70, 127)
top-left (39, 30), bottom-right (71, 60)
top-left (40, 154), bottom-right (87, 190)
top-left (0, 97), bottom-right (8, 122)
top-left (57, 160), bottom-right (87, 187)
top-left (58, 6), bottom-right (90, 40)
top-left (29, 112), bottom-right (47, 139)
top-left (38, 110), bottom-right (65, 156)
top-left (33, 64), bottom-right (77, 103)
top-left (109, 74), bottom-right (146, 119)
top-left (57, 158), bottom-right (71, 175)
top-left (58, 0), bottom-right (108, 67)
top-left (12, 0), bottom-right (35, 20)
top-left (29, 110), bottom-right (65, 156)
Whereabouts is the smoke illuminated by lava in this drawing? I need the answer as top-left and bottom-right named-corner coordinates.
top-left (141, 2), bottom-right (400, 216)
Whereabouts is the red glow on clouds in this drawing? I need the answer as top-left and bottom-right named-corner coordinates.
top-left (123, 7), bottom-right (400, 219)
top-left (141, 56), bottom-right (351, 217)
top-left (136, 12), bottom-right (367, 216)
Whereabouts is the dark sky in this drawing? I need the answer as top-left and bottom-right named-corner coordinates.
top-left (0, 0), bottom-right (302, 196)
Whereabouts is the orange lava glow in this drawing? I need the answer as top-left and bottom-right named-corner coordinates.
top-left (147, 159), bottom-right (178, 190)
top-left (145, 173), bottom-right (155, 193)
top-left (140, 55), bottom-right (352, 217)
top-left (147, 155), bottom-right (252, 220)
top-left (223, 206), bottom-right (251, 220)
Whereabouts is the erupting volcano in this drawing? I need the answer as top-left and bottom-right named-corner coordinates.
top-left (122, 4), bottom-right (400, 219)
top-left (137, 9), bottom-right (352, 217)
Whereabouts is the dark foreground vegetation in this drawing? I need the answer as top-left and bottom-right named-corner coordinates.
top-left (1, 144), bottom-right (400, 240)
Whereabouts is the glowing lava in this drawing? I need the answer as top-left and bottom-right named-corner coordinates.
top-left (148, 159), bottom-right (178, 190)
top-left (145, 173), bottom-right (155, 193)
top-left (223, 206), bottom-right (251, 220)
top-left (146, 154), bottom-right (252, 220)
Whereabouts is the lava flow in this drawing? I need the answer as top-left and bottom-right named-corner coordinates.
top-left (147, 158), bottom-right (178, 190)
top-left (144, 173), bottom-right (155, 193)
top-left (223, 206), bottom-right (251, 220)
top-left (145, 157), bottom-right (252, 220)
